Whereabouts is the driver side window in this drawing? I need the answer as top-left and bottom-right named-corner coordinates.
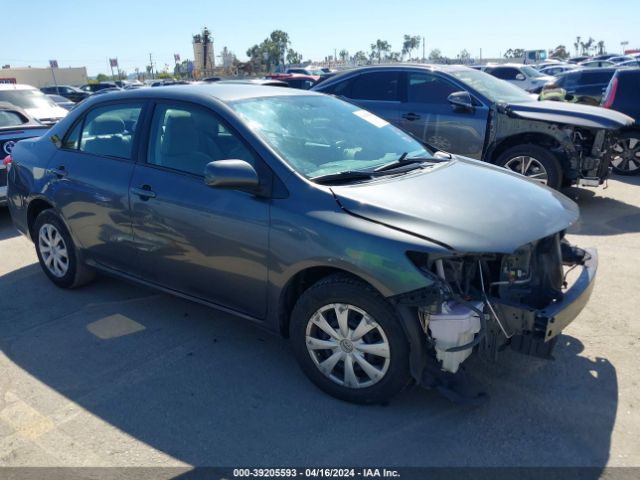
top-left (406, 73), bottom-right (459, 104)
top-left (147, 103), bottom-right (257, 176)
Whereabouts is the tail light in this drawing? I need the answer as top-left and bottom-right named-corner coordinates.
top-left (2, 154), bottom-right (11, 167)
top-left (601, 77), bottom-right (618, 109)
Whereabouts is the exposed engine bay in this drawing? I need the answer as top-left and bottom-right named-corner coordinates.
top-left (407, 233), bottom-right (594, 374)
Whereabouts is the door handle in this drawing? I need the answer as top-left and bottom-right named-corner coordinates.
top-left (47, 166), bottom-right (67, 178)
top-left (130, 185), bottom-right (156, 199)
top-left (402, 112), bottom-right (421, 121)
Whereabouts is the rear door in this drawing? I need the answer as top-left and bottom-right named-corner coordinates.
top-left (398, 71), bottom-right (488, 159)
top-left (46, 101), bottom-right (144, 271)
top-left (129, 101), bottom-right (270, 318)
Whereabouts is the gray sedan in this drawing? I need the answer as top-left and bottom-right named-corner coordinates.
top-left (7, 85), bottom-right (597, 404)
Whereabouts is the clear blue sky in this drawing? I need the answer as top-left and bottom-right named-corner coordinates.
top-left (1, 0), bottom-right (638, 76)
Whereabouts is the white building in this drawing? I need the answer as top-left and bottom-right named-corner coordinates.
top-left (0, 66), bottom-right (88, 87)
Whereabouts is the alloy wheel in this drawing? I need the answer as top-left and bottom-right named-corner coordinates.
top-left (38, 224), bottom-right (69, 278)
top-left (504, 155), bottom-right (549, 184)
top-left (610, 137), bottom-right (640, 174)
top-left (305, 303), bottom-right (390, 389)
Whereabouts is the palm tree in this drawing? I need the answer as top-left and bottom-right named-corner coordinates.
top-left (574, 36), bottom-right (581, 56)
top-left (339, 49), bottom-right (349, 64)
top-left (597, 40), bottom-right (606, 55)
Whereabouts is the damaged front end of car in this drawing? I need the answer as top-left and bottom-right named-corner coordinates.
top-left (391, 233), bottom-right (597, 404)
top-left (492, 101), bottom-right (634, 187)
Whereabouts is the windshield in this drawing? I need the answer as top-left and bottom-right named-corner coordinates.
top-left (0, 89), bottom-right (59, 110)
top-left (521, 66), bottom-right (544, 78)
top-left (449, 69), bottom-right (535, 103)
top-left (229, 95), bottom-right (432, 179)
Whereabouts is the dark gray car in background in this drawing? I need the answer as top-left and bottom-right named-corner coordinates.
top-left (313, 65), bottom-right (632, 189)
top-left (7, 85), bottom-right (597, 404)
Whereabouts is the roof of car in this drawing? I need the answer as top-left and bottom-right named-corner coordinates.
top-left (557, 67), bottom-right (621, 76)
top-left (79, 83), bottom-right (317, 104)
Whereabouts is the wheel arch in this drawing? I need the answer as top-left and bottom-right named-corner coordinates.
top-left (487, 132), bottom-right (564, 165)
top-left (26, 197), bottom-right (55, 241)
top-left (278, 266), bottom-right (384, 338)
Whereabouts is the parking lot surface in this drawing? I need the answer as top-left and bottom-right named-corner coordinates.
top-left (0, 177), bottom-right (639, 472)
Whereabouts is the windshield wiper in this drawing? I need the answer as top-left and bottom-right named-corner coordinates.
top-left (311, 170), bottom-right (375, 184)
top-left (373, 152), bottom-right (442, 172)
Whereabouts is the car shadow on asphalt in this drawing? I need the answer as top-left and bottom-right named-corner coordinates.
top-left (0, 263), bottom-right (618, 472)
top-left (0, 208), bottom-right (20, 241)
top-left (563, 185), bottom-right (640, 236)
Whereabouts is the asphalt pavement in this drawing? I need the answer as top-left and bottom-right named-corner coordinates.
top-left (0, 176), bottom-right (639, 474)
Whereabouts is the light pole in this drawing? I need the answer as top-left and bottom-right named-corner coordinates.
top-left (621, 41), bottom-right (629, 54)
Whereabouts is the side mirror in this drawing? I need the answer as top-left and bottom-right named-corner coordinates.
top-left (204, 160), bottom-right (259, 191)
top-left (515, 73), bottom-right (526, 81)
top-left (447, 91), bottom-right (474, 111)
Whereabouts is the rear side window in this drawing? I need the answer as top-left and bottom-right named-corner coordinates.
top-left (0, 110), bottom-right (26, 127)
top-left (78, 103), bottom-right (142, 159)
top-left (582, 71), bottom-right (615, 84)
top-left (350, 72), bottom-right (401, 101)
top-left (407, 73), bottom-right (459, 103)
top-left (488, 67), bottom-right (519, 80)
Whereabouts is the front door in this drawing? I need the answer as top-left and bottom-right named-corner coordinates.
top-left (398, 71), bottom-right (488, 159)
top-left (129, 101), bottom-right (270, 318)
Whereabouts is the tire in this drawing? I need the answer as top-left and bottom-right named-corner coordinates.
top-left (33, 209), bottom-right (95, 289)
top-left (609, 132), bottom-right (640, 176)
top-left (290, 274), bottom-right (410, 404)
top-left (495, 144), bottom-right (562, 190)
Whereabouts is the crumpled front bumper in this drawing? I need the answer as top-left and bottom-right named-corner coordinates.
top-left (539, 248), bottom-right (598, 341)
top-left (494, 248), bottom-right (598, 357)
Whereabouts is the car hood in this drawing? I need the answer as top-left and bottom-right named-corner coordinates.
top-left (505, 100), bottom-right (633, 129)
top-left (330, 157), bottom-right (579, 254)
top-left (531, 75), bottom-right (556, 84)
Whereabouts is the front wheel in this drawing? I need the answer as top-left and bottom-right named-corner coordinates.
top-left (609, 132), bottom-right (640, 176)
top-left (495, 144), bottom-right (562, 190)
top-left (290, 275), bottom-right (410, 404)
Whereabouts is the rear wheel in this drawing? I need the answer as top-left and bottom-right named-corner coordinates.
top-left (34, 210), bottom-right (95, 289)
top-left (290, 275), bottom-right (410, 404)
top-left (609, 132), bottom-right (640, 176)
top-left (496, 144), bottom-right (562, 189)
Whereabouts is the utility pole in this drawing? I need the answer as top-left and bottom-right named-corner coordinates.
top-left (422, 36), bottom-right (426, 62)
top-left (149, 53), bottom-right (155, 79)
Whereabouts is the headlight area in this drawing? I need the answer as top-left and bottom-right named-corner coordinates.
top-left (398, 233), bottom-right (597, 376)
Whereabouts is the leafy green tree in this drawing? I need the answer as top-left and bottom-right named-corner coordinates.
top-left (353, 51), bottom-right (368, 65)
top-left (428, 49), bottom-right (442, 61)
top-left (402, 35), bottom-right (421, 60)
top-left (549, 45), bottom-right (569, 59)
top-left (457, 49), bottom-right (471, 63)
top-left (370, 39), bottom-right (391, 64)
top-left (96, 73), bottom-right (109, 82)
top-left (247, 30), bottom-right (301, 72)
top-left (339, 49), bottom-right (349, 63)
top-left (286, 49), bottom-right (302, 65)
